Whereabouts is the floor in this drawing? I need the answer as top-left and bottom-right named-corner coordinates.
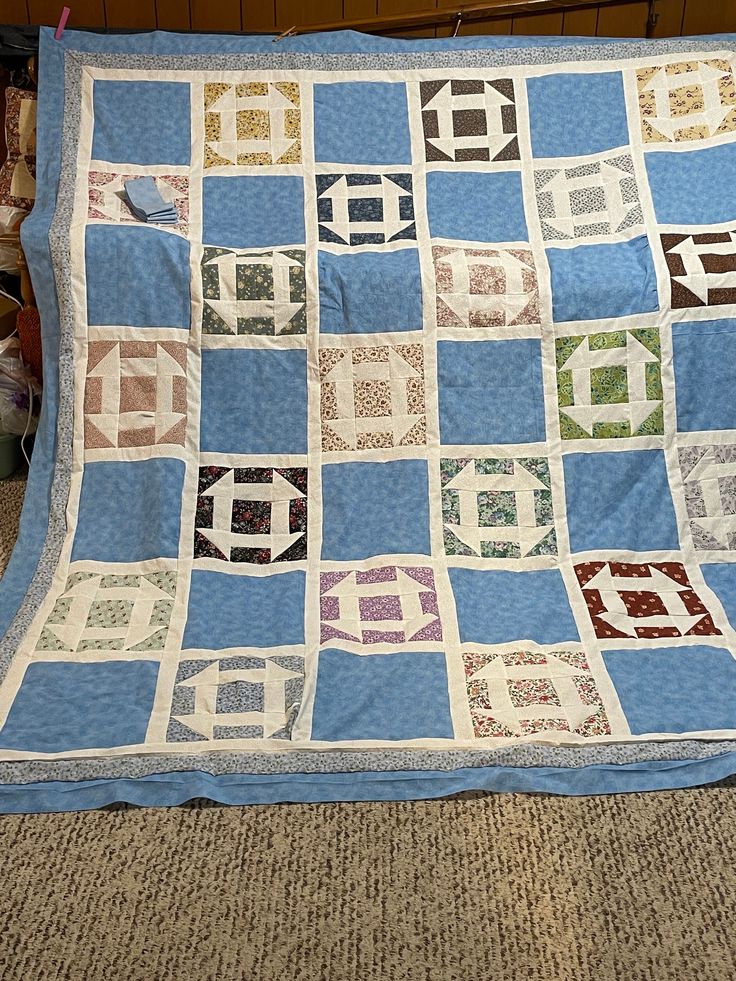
top-left (1, 470), bottom-right (735, 981)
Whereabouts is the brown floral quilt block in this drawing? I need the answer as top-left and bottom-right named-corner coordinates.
top-left (84, 339), bottom-right (188, 450)
top-left (637, 59), bottom-right (736, 144)
top-left (318, 343), bottom-right (426, 453)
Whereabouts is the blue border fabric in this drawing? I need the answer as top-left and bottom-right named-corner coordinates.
top-left (1, 754), bottom-right (736, 812)
top-left (2, 27), bottom-right (735, 811)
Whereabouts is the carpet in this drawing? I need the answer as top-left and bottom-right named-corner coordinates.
top-left (1, 473), bottom-right (735, 979)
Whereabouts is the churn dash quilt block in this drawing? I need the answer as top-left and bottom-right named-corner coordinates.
top-left (3, 29), bottom-right (736, 811)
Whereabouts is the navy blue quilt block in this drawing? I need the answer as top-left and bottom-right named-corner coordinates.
top-left (316, 172), bottom-right (415, 247)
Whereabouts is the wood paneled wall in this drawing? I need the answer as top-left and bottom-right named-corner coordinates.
top-left (4, 0), bottom-right (736, 36)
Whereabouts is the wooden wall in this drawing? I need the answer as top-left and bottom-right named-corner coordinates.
top-left (3, 0), bottom-right (736, 36)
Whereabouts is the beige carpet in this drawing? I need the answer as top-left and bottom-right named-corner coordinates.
top-left (0, 471), bottom-right (735, 981)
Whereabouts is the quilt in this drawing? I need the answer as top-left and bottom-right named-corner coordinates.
top-left (2, 27), bottom-right (736, 811)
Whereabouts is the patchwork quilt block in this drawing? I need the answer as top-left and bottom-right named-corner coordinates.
top-left (419, 78), bottom-right (519, 162)
top-left (462, 646), bottom-right (613, 739)
top-left (194, 465), bottom-right (308, 564)
top-left (661, 229), bottom-right (736, 309)
top-left (555, 329), bottom-right (664, 440)
top-left (441, 456), bottom-right (557, 559)
top-left (87, 171), bottom-right (190, 235)
top-left (320, 566), bottom-right (442, 646)
top-left (319, 341), bottom-right (426, 452)
top-left (200, 246), bottom-right (308, 335)
top-left (636, 58), bottom-right (736, 144)
top-left (203, 81), bottom-right (301, 167)
top-left (0, 86), bottom-right (37, 212)
top-left (574, 561), bottom-right (722, 640)
top-left (679, 443), bottom-right (736, 551)
top-left (84, 338), bottom-right (188, 450)
top-left (534, 153), bottom-right (644, 242)
top-left (432, 245), bottom-right (540, 329)
top-left (34, 569), bottom-right (177, 654)
top-left (3, 28), bottom-right (736, 811)
top-left (167, 652), bottom-right (304, 741)
top-left (316, 172), bottom-right (416, 246)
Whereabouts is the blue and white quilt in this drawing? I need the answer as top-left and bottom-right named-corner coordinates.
top-left (1, 26), bottom-right (736, 811)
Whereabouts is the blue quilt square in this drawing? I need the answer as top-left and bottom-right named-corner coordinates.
top-left (426, 171), bottom-right (527, 243)
top-left (92, 80), bottom-right (191, 166)
top-left (314, 82), bottom-right (411, 164)
top-left (701, 564), bottom-right (736, 630)
top-left (85, 226), bottom-right (190, 329)
top-left (438, 338), bottom-right (545, 444)
top-left (673, 320), bottom-right (736, 432)
top-left (0, 660), bottom-right (159, 752)
top-left (183, 569), bottom-right (305, 648)
top-left (646, 144), bottom-right (736, 225)
top-left (311, 649), bottom-right (453, 741)
top-left (72, 458), bottom-right (184, 563)
top-left (203, 176), bottom-right (304, 248)
top-left (200, 349), bottom-right (307, 454)
top-left (564, 450), bottom-right (679, 552)
top-left (449, 568), bottom-right (579, 644)
top-left (603, 646), bottom-right (736, 734)
top-left (321, 460), bottom-right (430, 560)
top-left (318, 249), bottom-right (422, 333)
top-left (527, 71), bottom-right (629, 158)
top-left (547, 236), bottom-right (658, 322)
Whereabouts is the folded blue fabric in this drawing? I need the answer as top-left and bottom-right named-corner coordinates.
top-left (124, 177), bottom-right (178, 224)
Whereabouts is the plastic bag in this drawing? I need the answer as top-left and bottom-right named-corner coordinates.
top-left (0, 335), bottom-right (40, 437)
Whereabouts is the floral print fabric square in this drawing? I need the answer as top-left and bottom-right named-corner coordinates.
top-left (194, 466), bottom-right (308, 565)
top-left (432, 246), bottom-right (540, 329)
top-left (555, 329), bottom-right (663, 440)
top-left (201, 246), bottom-right (307, 335)
top-left (637, 59), bottom-right (736, 144)
top-left (441, 456), bottom-right (557, 559)
top-left (319, 343), bottom-right (426, 452)
top-left (463, 647), bottom-right (612, 739)
top-left (203, 81), bottom-right (301, 167)
top-left (84, 339), bottom-right (188, 450)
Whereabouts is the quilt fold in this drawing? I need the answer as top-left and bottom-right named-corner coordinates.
top-left (1, 26), bottom-right (736, 811)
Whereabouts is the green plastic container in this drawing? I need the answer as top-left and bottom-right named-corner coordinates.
top-left (0, 433), bottom-right (22, 480)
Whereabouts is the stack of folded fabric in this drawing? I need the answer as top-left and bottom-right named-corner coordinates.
top-left (123, 176), bottom-right (178, 225)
